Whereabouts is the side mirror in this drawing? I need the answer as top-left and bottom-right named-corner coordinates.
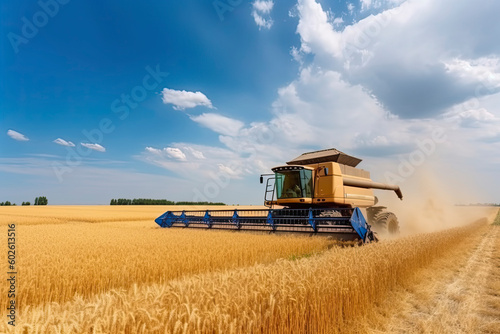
top-left (260, 176), bottom-right (264, 184)
top-left (324, 168), bottom-right (329, 176)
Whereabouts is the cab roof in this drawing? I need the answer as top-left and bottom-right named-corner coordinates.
top-left (286, 148), bottom-right (362, 167)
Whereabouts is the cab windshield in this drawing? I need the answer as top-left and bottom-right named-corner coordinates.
top-left (275, 169), bottom-right (313, 199)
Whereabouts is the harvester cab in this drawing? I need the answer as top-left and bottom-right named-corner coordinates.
top-left (156, 148), bottom-right (403, 243)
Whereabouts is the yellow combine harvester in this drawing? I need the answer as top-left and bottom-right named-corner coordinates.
top-left (156, 148), bottom-right (403, 243)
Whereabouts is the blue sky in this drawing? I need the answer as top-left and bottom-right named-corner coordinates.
top-left (1, 0), bottom-right (500, 205)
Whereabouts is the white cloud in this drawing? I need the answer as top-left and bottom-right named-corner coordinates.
top-left (458, 109), bottom-right (496, 122)
top-left (164, 147), bottom-right (186, 161)
top-left (161, 88), bottom-right (213, 110)
top-left (53, 138), bottom-right (75, 147)
top-left (253, 0), bottom-right (273, 13)
top-left (445, 106), bottom-right (499, 129)
top-left (7, 130), bottom-right (29, 141)
top-left (190, 113), bottom-right (244, 136)
top-left (144, 146), bottom-right (204, 163)
top-left (145, 147), bottom-right (187, 161)
top-left (360, 0), bottom-right (373, 11)
top-left (183, 146), bottom-right (205, 159)
top-left (252, 0), bottom-right (274, 30)
top-left (145, 147), bottom-right (160, 153)
top-left (264, 66), bottom-right (426, 156)
top-left (361, 0), bottom-right (407, 12)
top-left (333, 17), bottom-right (344, 26)
top-left (144, 66), bottom-right (423, 187)
top-left (347, 3), bottom-right (355, 14)
top-left (290, 46), bottom-right (303, 63)
top-left (0, 156), bottom-right (196, 205)
top-left (294, 0), bottom-right (500, 118)
top-left (139, 143), bottom-right (247, 180)
top-left (141, 0), bottom-right (500, 204)
top-left (443, 57), bottom-right (500, 91)
top-left (217, 164), bottom-right (239, 177)
top-left (81, 143), bottom-right (106, 152)
top-left (296, 0), bottom-right (343, 57)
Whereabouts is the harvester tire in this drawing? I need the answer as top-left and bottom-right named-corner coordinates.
top-left (373, 212), bottom-right (399, 234)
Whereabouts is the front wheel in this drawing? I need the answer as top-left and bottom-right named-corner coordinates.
top-left (373, 212), bottom-right (400, 234)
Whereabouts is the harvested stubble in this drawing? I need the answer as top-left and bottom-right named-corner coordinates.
top-left (11, 220), bottom-right (489, 334)
top-left (372, 224), bottom-right (500, 334)
top-left (494, 208), bottom-right (500, 225)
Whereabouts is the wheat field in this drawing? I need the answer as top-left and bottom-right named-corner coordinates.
top-left (0, 206), bottom-right (333, 309)
top-left (0, 206), bottom-right (498, 333)
top-left (0, 205), bottom-right (267, 225)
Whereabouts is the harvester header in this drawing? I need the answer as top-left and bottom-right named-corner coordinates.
top-left (155, 148), bottom-right (403, 242)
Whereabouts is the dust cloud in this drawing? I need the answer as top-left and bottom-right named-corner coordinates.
top-left (375, 167), bottom-right (497, 237)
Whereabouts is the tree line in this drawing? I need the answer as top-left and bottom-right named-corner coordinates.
top-left (0, 196), bottom-right (48, 206)
top-left (34, 196), bottom-right (48, 205)
top-left (110, 198), bottom-right (226, 206)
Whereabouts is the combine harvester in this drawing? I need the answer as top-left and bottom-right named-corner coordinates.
top-left (156, 149), bottom-right (403, 243)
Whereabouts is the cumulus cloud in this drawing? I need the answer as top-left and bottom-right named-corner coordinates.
top-left (144, 146), bottom-right (205, 162)
top-left (7, 130), bottom-right (29, 141)
top-left (252, 0), bottom-right (274, 30)
top-left (164, 147), bottom-right (187, 161)
top-left (253, 0), bottom-right (273, 13)
top-left (445, 107), bottom-right (499, 129)
top-left (139, 143), bottom-right (248, 180)
top-left (296, 0), bottom-right (342, 57)
top-left (145, 147), bottom-right (187, 161)
top-left (295, 0), bottom-right (500, 119)
top-left (360, 0), bottom-right (373, 11)
top-left (144, 66), bottom-right (424, 183)
top-left (142, 0), bottom-right (500, 204)
top-left (190, 113), bottom-right (244, 137)
top-left (183, 146), bottom-right (205, 159)
top-left (81, 143), bottom-right (106, 152)
top-left (161, 88), bottom-right (213, 110)
top-left (333, 17), bottom-right (344, 27)
top-left (145, 147), bottom-right (162, 154)
top-left (217, 164), bottom-right (239, 177)
top-left (53, 138), bottom-right (75, 147)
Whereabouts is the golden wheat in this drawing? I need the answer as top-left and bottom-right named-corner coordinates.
top-left (0, 210), bottom-right (332, 311)
top-left (1, 206), bottom-right (496, 334)
top-left (6, 217), bottom-right (491, 333)
top-left (0, 205), bottom-right (265, 225)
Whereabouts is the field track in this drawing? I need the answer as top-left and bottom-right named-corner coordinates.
top-left (0, 206), bottom-right (498, 333)
top-left (369, 221), bottom-right (500, 333)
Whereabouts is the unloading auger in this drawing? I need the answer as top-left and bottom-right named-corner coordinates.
top-left (155, 148), bottom-right (403, 243)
